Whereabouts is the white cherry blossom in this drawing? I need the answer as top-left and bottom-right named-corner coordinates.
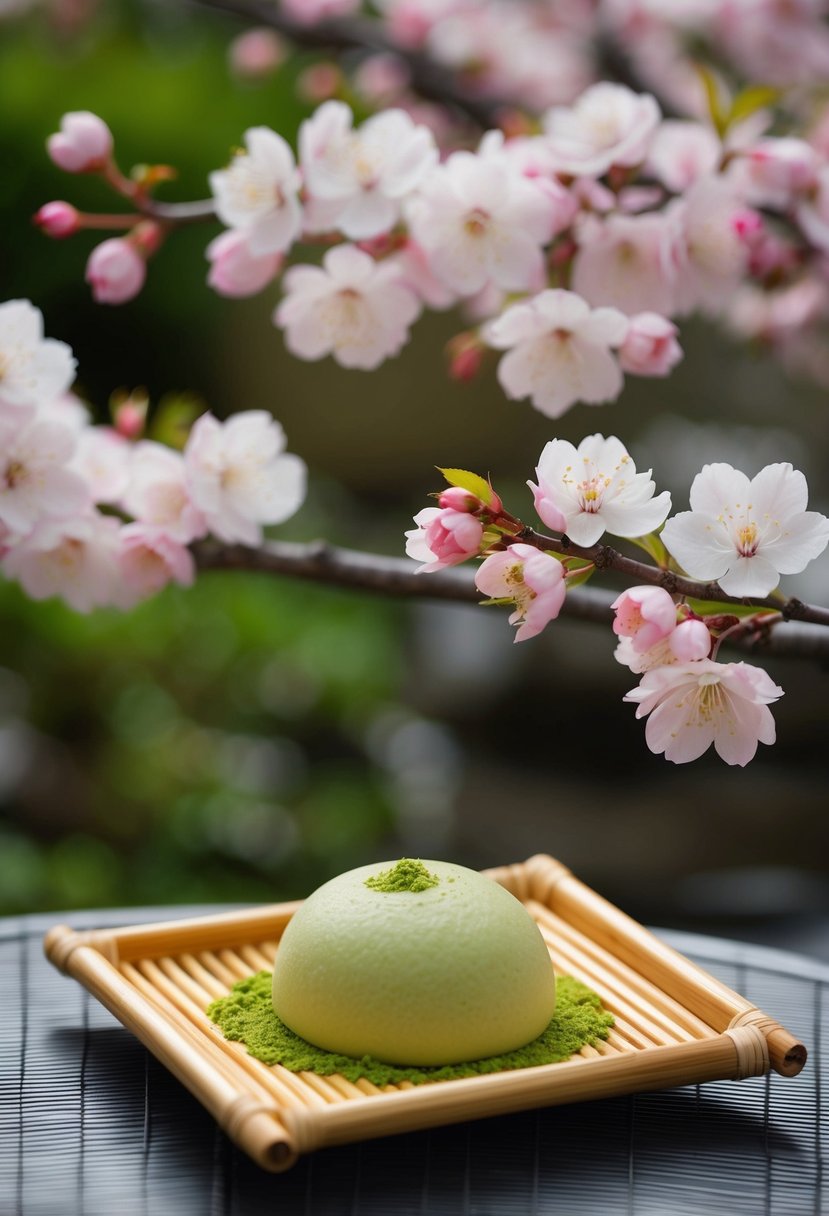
top-left (486, 290), bottom-right (629, 419)
top-left (530, 433), bottom-right (672, 546)
top-left (0, 300), bottom-right (76, 419)
top-left (274, 244), bottom-right (421, 370)
top-left (0, 414), bottom-right (89, 534)
top-left (671, 176), bottom-right (749, 315)
top-left (2, 512), bottom-right (118, 613)
top-left (661, 462), bottom-right (829, 597)
top-left (70, 427), bottom-right (132, 504)
top-left (543, 83), bottom-right (661, 178)
top-left (184, 410), bottom-right (306, 547)
top-left (123, 441), bottom-right (207, 543)
top-left (572, 212), bottom-right (678, 316)
top-left (405, 149), bottom-right (557, 295)
top-left (624, 659), bottom-right (783, 766)
top-left (209, 127), bottom-right (302, 256)
top-left (299, 101), bottom-right (437, 240)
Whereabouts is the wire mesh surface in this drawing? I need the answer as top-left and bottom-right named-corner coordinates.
top-left (1, 907), bottom-right (826, 1216)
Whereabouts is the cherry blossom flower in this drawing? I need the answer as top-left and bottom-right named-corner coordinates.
top-left (475, 544), bottom-right (566, 643)
top-left (184, 410), bottom-right (306, 546)
top-left (486, 290), bottom-right (629, 419)
top-left (741, 138), bottom-right (818, 208)
top-left (299, 102), bottom-right (437, 240)
top-left (669, 618), bottom-right (711, 662)
top-left (661, 462), bottom-right (829, 597)
top-left (611, 585), bottom-right (676, 653)
top-left (795, 165), bottom-right (829, 254)
top-left (116, 523), bottom-right (196, 608)
top-left (0, 300), bottom-right (76, 419)
top-left (618, 313), bottom-right (683, 376)
top-left (405, 506), bottom-right (483, 573)
top-left (572, 213), bottom-right (678, 317)
top-left (85, 239), bottom-right (146, 305)
top-left (645, 121), bottom-right (720, 192)
top-left (543, 83), bottom-right (661, 178)
top-left (0, 414), bottom-right (89, 534)
top-left (47, 111), bottom-right (112, 174)
top-left (227, 28), bottom-right (286, 80)
top-left (70, 427), bottom-right (132, 505)
top-left (530, 434), bottom-right (672, 546)
top-left (614, 633), bottom-right (678, 674)
top-left (2, 512), bottom-right (118, 613)
top-left (624, 659), bottom-right (783, 766)
top-left (274, 244), bottom-right (421, 370)
top-left (405, 149), bottom-right (557, 295)
top-left (123, 441), bottom-right (207, 544)
top-left (206, 231), bottom-right (283, 298)
top-left (209, 127), bottom-right (302, 256)
top-left (671, 177), bottom-right (749, 315)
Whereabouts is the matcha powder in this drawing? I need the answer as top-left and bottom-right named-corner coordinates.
top-left (364, 858), bottom-right (440, 893)
top-left (207, 971), bottom-right (614, 1086)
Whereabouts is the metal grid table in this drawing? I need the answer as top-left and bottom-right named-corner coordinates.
top-left (2, 907), bottom-right (826, 1216)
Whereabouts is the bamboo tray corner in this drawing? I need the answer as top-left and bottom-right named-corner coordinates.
top-left (43, 853), bottom-right (807, 1173)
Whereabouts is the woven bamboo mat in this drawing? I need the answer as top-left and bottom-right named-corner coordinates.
top-left (1, 906), bottom-right (826, 1216)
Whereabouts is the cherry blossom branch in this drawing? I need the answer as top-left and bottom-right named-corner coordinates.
top-left (192, 537), bottom-right (829, 659)
top-left (512, 525), bottom-right (829, 628)
top-left (188, 0), bottom-right (506, 128)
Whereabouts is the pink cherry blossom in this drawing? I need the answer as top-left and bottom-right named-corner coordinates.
top-left (34, 201), bottom-right (81, 238)
top-left (543, 83), bottom-right (661, 178)
top-left (669, 618), bottom-right (711, 662)
top-left (209, 127), bottom-right (302, 256)
top-left (274, 244), bottom-right (421, 370)
top-left (404, 506), bottom-right (483, 572)
top-left (0, 414), bottom-right (89, 534)
top-left (116, 523), bottom-right (196, 608)
top-left (228, 28), bottom-right (286, 79)
top-left (624, 659), bottom-right (783, 766)
top-left (614, 633), bottom-right (679, 675)
top-left (795, 165), bottom-right (829, 254)
top-left (85, 239), bottom-right (146, 305)
top-left (123, 441), bottom-right (207, 544)
top-left (572, 213), bottom-right (678, 317)
top-left (70, 426), bottom-right (132, 504)
top-left (611, 585), bottom-right (676, 653)
top-left (671, 177), bottom-right (749, 315)
top-left (661, 461), bottom-right (829, 597)
top-left (486, 290), bottom-right (629, 419)
top-left (206, 231), bottom-right (283, 298)
top-left (299, 102), bottom-right (437, 240)
top-left (530, 433), bottom-right (672, 546)
top-left (0, 300), bottom-right (76, 419)
top-left (742, 138), bottom-right (819, 208)
top-left (47, 111), bottom-right (113, 173)
top-left (474, 544), bottom-right (566, 643)
top-left (184, 410), bottom-right (306, 546)
top-left (645, 121), bottom-right (720, 192)
top-left (405, 148), bottom-right (557, 295)
top-left (388, 241), bottom-right (458, 311)
top-left (2, 512), bottom-right (118, 613)
top-left (618, 313), bottom-right (683, 376)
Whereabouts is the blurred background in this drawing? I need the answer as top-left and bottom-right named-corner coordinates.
top-left (1, 1), bottom-right (828, 958)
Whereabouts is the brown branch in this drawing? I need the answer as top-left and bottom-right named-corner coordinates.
top-left (192, 537), bottom-right (829, 660)
top-left (187, 0), bottom-right (507, 128)
top-left (513, 525), bottom-right (829, 628)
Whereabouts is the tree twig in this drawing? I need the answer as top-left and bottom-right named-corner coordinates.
top-left (188, 0), bottom-right (508, 128)
top-left (193, 537), bottom-right (829, 659)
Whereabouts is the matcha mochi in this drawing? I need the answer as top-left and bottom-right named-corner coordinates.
top-left (271, 859), bottom-right (556, 1066)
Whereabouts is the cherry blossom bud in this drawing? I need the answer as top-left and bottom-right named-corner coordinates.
top-left (47, 111), bottom-right (113, 173)
top-left (611, 586), bottom-right (676, 654)
top-left (618, 313), bottom-right (683, 377)
top-left (206, 231), bottom-right (282, 298)
top-left (33, 201), bottom-right (80, 238)
top-left (113, 393), bottom-right (148, 440)
top-left (438, 485), bottom-right (503, 516)
top-left (228, 28), bottom-right (286, 79)
top-left (732, 208), bottom-right (763, 242)
top-left (446, 332), bottom-right (485, 383)
top-left (297, 63), bottom-right (343, 103)
top-left (85, 239), bottom-right (146, 305)
top-left (405, 507), bottom-right (484, 573)
top-left (669, 618), bottom-right (712, 662)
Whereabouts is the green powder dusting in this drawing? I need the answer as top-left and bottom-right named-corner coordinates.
top-left (208, 971), bottom-right (614, 1085)
top-left (364, 858), bottom-right (440, 893)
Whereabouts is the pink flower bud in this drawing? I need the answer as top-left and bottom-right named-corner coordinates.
top-left (732, 208), bottom-right (763, 242)
top-left (425, 509), bottom-right (483, 565)
top-left (669, 618), bottom-right (712, 662)
top-left (114, 398), bottom-right (147, 440)
top-left (611, 585), bottom-right (676, 654)
top-left (47, 111), bottom-right (113, 173)
top-left (206, 231), bottom-right (283, 297)
top-left (618, 313), bottom-right (683, 377)
top-left (448, 343), bottom-right (484, 383)
top-left (438, 484), bottom-right (503, 515)
top-left (228, 27), bottom-right (286, 79)
top-left (297, 62), bottom-right (343, 103)
top-left (34, 201), bottom-right (81, 238)
top-left (85, 238), bottom-right (146, 305)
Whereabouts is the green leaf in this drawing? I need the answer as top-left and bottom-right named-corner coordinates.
top-left (628, 531), bottom-right (670, 567)
top-left (564, 566), bottom-right (596, 590)
top-left (727, 85), bottom-right (780, 129)
top-left (696, 65), bottom-right (730, 138)
top-left (437, 467), bottom-right (494, 506)
top-left (687, 598), bottom-right (772, 619)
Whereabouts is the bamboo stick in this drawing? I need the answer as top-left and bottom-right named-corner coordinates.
top-left (524, 855), bottom-right (807, 1076)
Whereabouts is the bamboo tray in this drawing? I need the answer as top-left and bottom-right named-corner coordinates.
top-left (43, 853), bottom-right (807, 1173)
